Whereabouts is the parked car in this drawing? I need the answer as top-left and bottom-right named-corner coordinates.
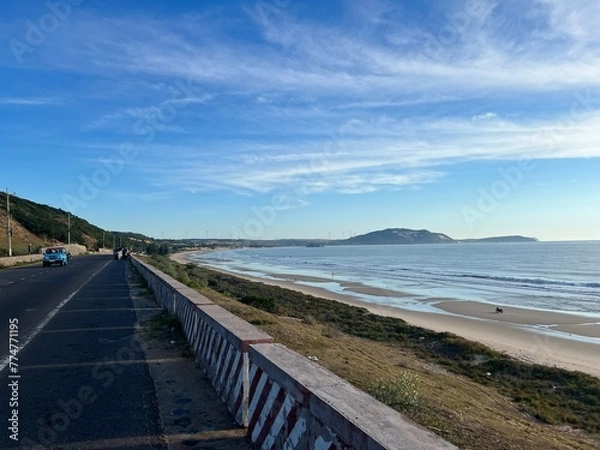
top-left (43, 247), bottom-right (69, 267)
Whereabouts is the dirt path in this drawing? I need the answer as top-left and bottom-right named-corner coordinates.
top-left (126, 263), bottom-right (255, 450)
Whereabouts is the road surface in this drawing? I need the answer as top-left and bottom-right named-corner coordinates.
top-left (0, 255), bottom-right (253, 449)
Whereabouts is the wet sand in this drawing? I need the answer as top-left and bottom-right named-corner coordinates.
top-left (170, 251), bottom-right (600, 378)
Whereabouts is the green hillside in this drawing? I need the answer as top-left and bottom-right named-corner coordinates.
top-left (0, 192), bottom-right (153, 256)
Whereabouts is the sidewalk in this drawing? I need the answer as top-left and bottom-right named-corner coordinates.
top-left (126, 261), bottom-right (255, 450)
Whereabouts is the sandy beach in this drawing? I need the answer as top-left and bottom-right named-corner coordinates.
top-left (170, 250), bottom-right (600, 379)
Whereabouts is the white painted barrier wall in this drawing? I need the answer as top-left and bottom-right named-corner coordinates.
top-left (132, 257), bottom-right (457, 450)
top-left (0, 254), bottom-right (42, 267)
top-left (132, 257), bottom-right (274, 425)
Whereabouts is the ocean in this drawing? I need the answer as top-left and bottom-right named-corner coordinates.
top-left (189, 241), bottom-right (600, 317)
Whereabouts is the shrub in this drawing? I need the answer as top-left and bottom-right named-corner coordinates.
top-left (240, 295), bottom-right (276, 313)
top-left (303, 314), bottom-right (317, 325)
top-left (368, 372), bottom-right (421, 413)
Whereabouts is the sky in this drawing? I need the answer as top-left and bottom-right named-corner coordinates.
top-left (1, 0), bottom-right (599, 241)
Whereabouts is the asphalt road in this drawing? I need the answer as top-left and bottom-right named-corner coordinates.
top-left (0, 255), bottom-right (167, 449)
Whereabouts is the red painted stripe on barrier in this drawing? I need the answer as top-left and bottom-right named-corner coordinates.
top-left (248, 365), bottom-right (263, 405)
top-left (231, 354), bottom-right (245, 414)
top-left (269, 394), bottom-right (299, 450)
top-left (192, 323), bottom-right (202, 358)
top-left (219, 346), bottom-right (235, 388)
top-left (188, 313), bottom-right (198, 350)
top-left (282, 410), bottom-right (306, 449)
top-left (206, 332), bottom-right (218, 368)
top-left (182, 305), bottom-right (193, 335)
top-left (196, 321), bottom-right (210, 357)
top-left (212, 334), bottom-right (225, 370)
top-left (248, 372), bottom-right (271, 433)
top-left (197, 325), bottom-right (213, 366)
top-left (223, 353), bottom-right (242, 412)
top-left (213, 335), bottom-right (227, 374)
top-left (217, 346), bottom-right (234, 394)
top-left (192, 312), bottom-right (200, 342)
top-left (256, 384), bottom-right (287, 450)
top-left (204, 328), bottom-right (217, 364)
top-left (202, 326), bottom-right (216, 365)
top-left (214, 347), bottom-right (232, 397)
top-left (253, 380), bottom-right (280, 446)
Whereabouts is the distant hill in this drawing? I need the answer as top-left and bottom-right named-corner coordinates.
top-left (0, 192), bottom-right (153, 256)
top-left (344, 228), bottom-right (455, 245)
top-left (459, 235), bottom-right (538, 243)
top-left (340, 228), bottom-right (538, 246)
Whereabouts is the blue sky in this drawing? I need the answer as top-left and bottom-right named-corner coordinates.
top-left (1, 0), bottom-right (599, 241)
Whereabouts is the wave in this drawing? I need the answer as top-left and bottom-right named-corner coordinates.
top-left (382, 267), bottom-right (599, 290)
top-left (462, 274), bottom-right (600, 289)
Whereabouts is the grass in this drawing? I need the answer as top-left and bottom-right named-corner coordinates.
top-left (145, 255), bottom-right (600, 450)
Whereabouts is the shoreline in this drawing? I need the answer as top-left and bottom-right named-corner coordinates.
top-left (171, 250), bottom-right (600, 378)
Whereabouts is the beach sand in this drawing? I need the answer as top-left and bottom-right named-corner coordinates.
top-left (170, 250), bottom-right (600, 378)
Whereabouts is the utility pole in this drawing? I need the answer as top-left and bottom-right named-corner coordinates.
top-left (67, 213), bottom-right (71, 245)
top-left (103, 232), bottom-right (105, 249)
top-left (6, 188), bottom-right (12, 257)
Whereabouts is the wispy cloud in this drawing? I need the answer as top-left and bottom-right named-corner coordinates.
top-left (0, 97), bottom-right (64, 106)
top-left (539, 0), bottom-right (600, 42)
top-left (116, 107), bottom-right (600, 196)
top-left (22, 2), bottom-right (599, 105)
top-left (4, 1), bottom-right (599, 204)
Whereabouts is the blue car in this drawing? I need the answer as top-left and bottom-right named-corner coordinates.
top-left (43, 247), bottom-right (69, 267)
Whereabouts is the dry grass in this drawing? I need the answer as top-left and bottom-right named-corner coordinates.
top-left (146, 256), bottom-right (600, 450)
top-left (194, 286), bottom-right (599, 450)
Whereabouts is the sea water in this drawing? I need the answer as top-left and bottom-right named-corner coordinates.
top-left (190, 241), bottom-right (600, 317)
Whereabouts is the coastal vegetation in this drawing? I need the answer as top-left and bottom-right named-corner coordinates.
top-left (145, 255), bottom-right (600, 450)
